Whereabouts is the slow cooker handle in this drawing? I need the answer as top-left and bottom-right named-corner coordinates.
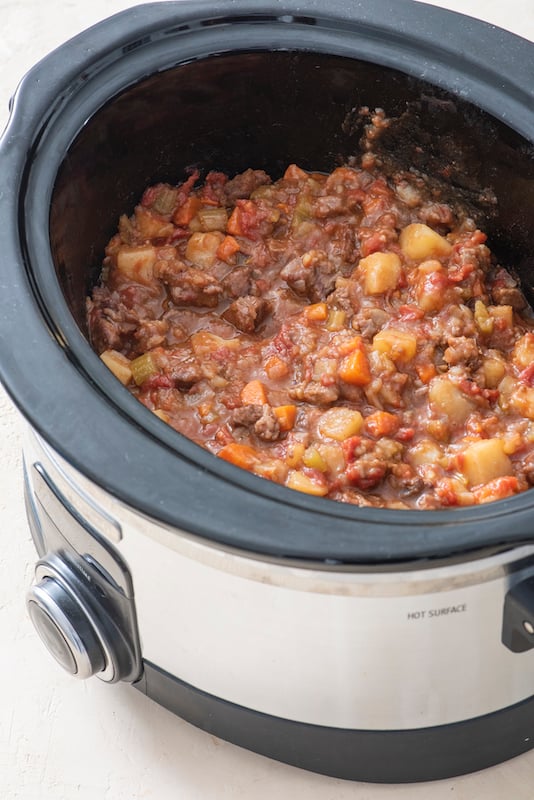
top-left (502, 576), bottom-right (534, 653)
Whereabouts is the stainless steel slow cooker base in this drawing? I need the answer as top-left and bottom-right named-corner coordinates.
top-left (23, 427), bottom-right (534, 782)
top-left (1, 0), bottom-right (533, 783)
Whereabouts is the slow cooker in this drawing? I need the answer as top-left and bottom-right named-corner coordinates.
top-left (1, 0), bottom-right (534, 783)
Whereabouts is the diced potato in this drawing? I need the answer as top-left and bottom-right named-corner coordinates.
top-left (100, 350), bottom-right (132, 385)
top-left (399, 223), bottom-right (452, 261)
top-left (482, 357), bottom-right (506, 388)
top-left (497, 375), bottom-right (516, 412)
top-left (513, 332), bottom-right (534, 369)
top-left (459, 438), bottom-right (513, 487)
top-left (428, 376), bottom-right (474, 423)
top-left (185, 231), bottom-right (225, 268)
top-left (474, 300), bottom-right (494, 335)
top-left (372, 328), bottom-right (417, 364)
top-left (317, 443), bottom-right (345, 474)
top-left (286, 470), bottom-right (328, 496)
top-left (190, 330), bottom-right (241, 357)
top-left (318, 407), bottom-right (363, 441)
top-left (254, 459), bottom-right (289, 483)
top-left (416, 266), bottom-right (448, 313)
top-left (418, 259), bottom-right (443, 275)
top-left (116, 245), bottom-right (157, 284)
top-left (134, 206), bottom-right (174, 239)
top-left (488, 305), bottom-right (513, 328)
top-left (407, 439), bottom-right (444, 467)
top-left (285, 441), bottom-right (305, 468)
top-left (359, 251), bottom-right (402, 294)
top-left (302, 446), bottom-right (328, 472)
top-left (510, 386), bottom-right (534, 421)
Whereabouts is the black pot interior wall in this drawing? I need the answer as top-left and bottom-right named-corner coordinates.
top-left (49, 50), bottom-right (534, 332)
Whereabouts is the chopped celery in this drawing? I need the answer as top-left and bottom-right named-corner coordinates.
top-left (130, 352), bottom-right (158, 386)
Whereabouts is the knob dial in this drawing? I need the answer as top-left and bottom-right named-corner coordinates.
top-left (27, 576), bottom-right (106, 679)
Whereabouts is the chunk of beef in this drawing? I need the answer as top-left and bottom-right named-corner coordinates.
top-left (134, 319), bottom-right (169, 355)
top-left (521, 453), bottom-right (534, 486)
top-left (86, 288), bottom-right (139, 354)
top-left (418, 202), bottom-right (455, 230)
top-left (222, 296), bottom-right (270, 333)
top-left (312, 195), bottom-right (347, 218)
top-left (224, 169), bottom-right (271, 203)
top-left (170, 268), bottom-right (223, 308)
top-left (280, 250), bottom-right (336, 302)
top-left (344, 437), bottom-right (402, 490)
top-left (352, 306), bottom-right (389, 339)
top-left (231, 404), bottom-right (263, 428)
top-left (443, 336), bottom-right (480, 367)
top-left (254, 405), bottom-right (281, 441)
top-left (156, 257), bottom-right (223, 308)
top-left (289, 380), bottom-right (339, 405)
top-left (156, 347), bottom-right (204, 390)
top-left (491, 285), bottom-right (527, 310)
top-left (230, 403), bottom-right (281, 441)
top-left (222, 266), bottom-right (253, 298)
top-left (388, 463), bottom-right (426, 498)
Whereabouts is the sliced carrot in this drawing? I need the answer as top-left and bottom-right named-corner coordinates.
top-left (218, 443), bottom-right (258, 470)
top-left (227, 206), bottom-right (243, 236)
top-left (305, 302), bottom-right (328, 321)
top-left (240, 379), bottom-right (268, 406)
top-left (416, 363), bottom-right (437, 384)
top-left (338, 347), bottom-right (371, 386)
top-left (365, 410), bottom-right (400, 437)
top-left (273, 405), bottom-right (297, 432)
top-left (172, 196), bottom-right (202, 226)
top-left (216, 234), bottom-right (240, 264)
top-left (264, 355), bottom-right (289, 380)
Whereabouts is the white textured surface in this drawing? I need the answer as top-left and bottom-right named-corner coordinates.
top-left (1, 1), bottom-right (533, 797)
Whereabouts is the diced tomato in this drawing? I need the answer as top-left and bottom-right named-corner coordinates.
top-left (447, 261), bottom-right (475, 283)
top-left (399, 305), bottom-right (425, 321)
top-left (342, 436), bottom-right (362, 462)
top-left (346, 462), bottom-right (386, 490)
top-left (473, 476), bottom-right (520, 504)
top-left (519, 364), bottom-right (534, 387)
top-left (199, 171), bottom-right (228, 205)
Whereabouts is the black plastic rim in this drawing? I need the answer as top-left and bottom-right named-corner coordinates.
top-left (136, 659), bottom-right (534, 783)
top-left (1, 0), bottom-right (534, 564)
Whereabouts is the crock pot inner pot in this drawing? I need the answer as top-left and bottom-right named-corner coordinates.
top-left (49, 51), bottom-right (534, 330)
